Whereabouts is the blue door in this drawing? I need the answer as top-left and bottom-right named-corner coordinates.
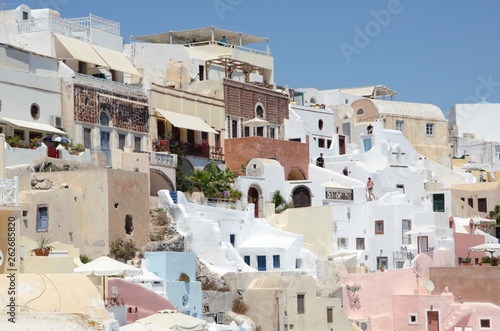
top-left (363, 137), bottom-right (372, 152)
top-left (257, 256), bottom-right (266, 271)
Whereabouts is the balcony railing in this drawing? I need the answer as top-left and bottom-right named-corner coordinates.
top-left (74, 73), bottom-right (144, 96)
top-left (152, 152), bottom-right (176, 167)
top-left (154, 140), bottom-right (224, 162)
top-left (325, 187), bottom-right (353, 201)
top-left (0, 177), bottom-right (18, 206)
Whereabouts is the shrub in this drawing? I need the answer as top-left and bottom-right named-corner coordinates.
top-left (155, 210), bottom-right (169, 226)
top-left (481, 255), bottom-right (492, 264)
top-left (80, 254), bottom-right (92, 264)
top-left (109, 238), bottom-right (138, 262)
top-left (232, 297), bottom-right (248, 315)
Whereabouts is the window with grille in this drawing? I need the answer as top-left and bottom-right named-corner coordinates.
top-left (478, 198), bottom-right (487, 213)
top-left (433, 193), bottom-right (445, 212)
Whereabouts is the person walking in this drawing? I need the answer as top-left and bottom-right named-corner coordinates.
top-left (343, 166), bottom-right (350, 176)
top-left (366, 177), bottom-right (375, 200)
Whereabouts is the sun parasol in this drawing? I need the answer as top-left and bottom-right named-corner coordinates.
top-left (468, 242), bottom-right (500, 256)
top-left (120, 321), bottom-right (174, 331)
top-left (242, 117), bottom-right (269, 127)
top-left (74, 256), bottom-right (142, 300)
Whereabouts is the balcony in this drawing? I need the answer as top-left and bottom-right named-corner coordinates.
top-left (153, 140), bottom-right (224, 162)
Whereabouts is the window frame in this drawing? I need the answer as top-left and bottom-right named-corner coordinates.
top-left (297, 294), bottom-right (305, 314)
top-left (36, 205), bottom-right (49, 232)
top-left (356, 238), bottom-right (365, 250)
top-left (273, 255), bottom-right (280, 269)
top-left (326, 307), bottom-right (333, 323)
top-left (426, 122), bottom-right (434, 135)
top-left (375, 220), bottom-right (384, 234)
top-left (478, 198), bottom-right (487, 213)
top-left (396, 120), bottom-right (404, 132)
top-left (433, 193), bottom-right (445, 212)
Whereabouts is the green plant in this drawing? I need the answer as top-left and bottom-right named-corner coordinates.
top-left (481, 255), bottom-right (492, 264)
top-left (491, 256), bottom-right (499, 266)
top-left (155, 210), bottom-right (169, 226)
top-left (6, 135), bottom-right (26, 148)
top-left (80, 254), bottom-right (92, 264)
top-left (109, 238), bottom-right (138, 262)
top-left (462, 256), bottom-right (471, 264)
top-left (271, 190), bottom-right (293, 213)
top-left (30, 137), bottom-right (42, 148)
top-left (30, 236), bottom-right (54, 255)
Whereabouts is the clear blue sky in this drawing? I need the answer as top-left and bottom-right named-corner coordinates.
top-left (12, 0), bottom-right (500, 115)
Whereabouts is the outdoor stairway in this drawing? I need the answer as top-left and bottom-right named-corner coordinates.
top-left (444, 305), bottom-right (473, 330)
top-left (170, 191), bottom-right (178, 204)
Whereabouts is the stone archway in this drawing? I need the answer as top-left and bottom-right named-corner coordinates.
top-left (287, 166), bottom-right (306, 180)
top-left (247, 186), bottom-right (261, 218)
top-left (292, 185), bottom-right (311, 208)
top-left (150, 169), bottom-right (175, 196)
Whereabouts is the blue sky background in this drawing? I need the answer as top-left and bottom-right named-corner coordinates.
top-left (12, 0), bottom-right (500, 115)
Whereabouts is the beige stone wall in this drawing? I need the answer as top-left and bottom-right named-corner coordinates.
top-left (450, 181), bottom-right (500, 218)
top-left (14, 167), bottom-right (149, 259)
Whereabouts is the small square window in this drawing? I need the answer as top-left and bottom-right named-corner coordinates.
top-left (375, 220), bottom-right (384, 234)
top-left (408, 314), bottom-right (417, 324)
top-left (480, 318), bottom-right (491, 329)
top-left (426, 123), bottom-right (434, 135)
top-left (356, 238), bottom-right (365, 250)
top-left (396, 120), bottom-right (404, 132)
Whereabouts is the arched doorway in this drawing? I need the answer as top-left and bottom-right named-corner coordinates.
top-left (248, 186), bottom-right (261, 218)
top-left (292, 186), bottom-right (311, 208)
top-left (150, 169), bottom-right (175, 196)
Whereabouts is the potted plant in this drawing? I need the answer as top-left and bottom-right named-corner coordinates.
top-left (491, 256), bottom-right (499, 266)
top-left (30, 237), bottom-right (54, 256)
top-left (481, 255), bottom-right (492, 266)
top-left (461, 256), bottom-right (472, 266)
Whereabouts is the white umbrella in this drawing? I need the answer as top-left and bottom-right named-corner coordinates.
top-left (121, 321), bottom-right (174, 331)
top-left (242, 117), bottom-right (269, 127)
top-left (74, 256), bottom-right (142, 300)
top-left (404, 226), bottom-right (435, 235)
top-left (469, 242), bottom-right (500, 255)
top-left (138, 309), bottom-right (207, 331)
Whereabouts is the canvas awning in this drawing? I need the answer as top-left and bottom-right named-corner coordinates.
top-left (92, 44), bottom-right (141, 76)
top-left (155, 108), bottom-right (218, 134)
top-left (0, 117), bottom-right (66, 135)
top-left (54, 33), bottom-right (108, 67)
top-left (132, 26), bottom-right (267, 46)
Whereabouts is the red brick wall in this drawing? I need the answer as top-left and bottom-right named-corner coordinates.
top-left (223, 79), bottom-right (289, 126)
top-left (225, 137), bottom-right (309, 178)
top-left (74, 85), bottom-right (148, 133)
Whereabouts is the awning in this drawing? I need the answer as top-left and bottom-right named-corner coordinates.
top-left (54, 33), bottom-right (108, 67)
top-left (0, 117), bottom-right (67, 135)
top-left (155, 108), bottom-right (218, 134)
top-left (92, 44), bottom-right (141, 77)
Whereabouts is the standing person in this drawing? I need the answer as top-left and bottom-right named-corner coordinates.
top-left (220, 35), bottom-right (227, 46)
top-left (316, 153), bottom-right (325, 168)
top-left (366, 177), bottom-right (375, 200)
top-left (367, 123), bottom-right (373, 134)
top-left (343, 166), bottom-right (349, 176)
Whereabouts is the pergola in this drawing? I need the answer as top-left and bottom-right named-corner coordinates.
top-left (205, 57), bottom-right (265, 83)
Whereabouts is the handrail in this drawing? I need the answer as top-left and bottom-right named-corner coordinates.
top-left (18, 15), bottom-right (120, 37)
top-left (185, 40), bottom-right (270, 56)
top-left (74, 73), bottom-right (144, 96)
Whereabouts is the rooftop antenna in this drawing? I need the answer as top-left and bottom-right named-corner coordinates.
top-left (0, 3), bottom-right (16, 10)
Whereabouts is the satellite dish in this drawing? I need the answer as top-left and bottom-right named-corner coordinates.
top-left (424, 279), bottom-right (435, 293)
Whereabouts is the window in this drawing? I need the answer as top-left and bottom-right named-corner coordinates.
top-left (377, 256), bottom-right (388, 270)
top-left (118, 134), bottom-right (126, 151)
top-left (480, 318), bottom-right (491, 329)
top-left (198, 65), bottom-right (204, 81)
top-left (396, 120), bottom-right (404, 132)
top-left (375, 220), bottom-right (384, 234)
top-left (468, 198), bottom-right (473, 209)
top-left (318, 119), bottom-right (324, 131)
top-left (244, 126), bottom-right (250, 137)
top-left (231, 120), bottom-right (238, 138)
top-left (100, 112), bottom-right (110, 126)
top-left (125, 215), bottom-right (134, 235)
top-left (244, 256), bottom-right (250, 266)
top-left (408, 314), bottom-right (417, 324)
top-left (297, 294), bottom-right (305, 314)
top-left (402, 219), bottom-right (412, 245)
top-left (355, 108), bottom-right (365, 115)
top-left (37, 206), bottom-right (48, 232)
top-left (396, 184), bottom-right (405, 193)
top-left (257, 255), bottom-right (266, 271)
top-left (478, 198), bottom-right (487, 213)
top-left (14, 130), bottom-right (24, 141)
top-left (256, 105), bottom-right (264, 118)
top-left (30, 103), bottom-right (40, 120)
top-left (84, 128), bottom-right (92, 148)
top-left (327, 307), bottom-right (333, 323)
top-left (295, 258), bottom-right (302, 269)
top-left (269, 127), bottom-right (275, 139)
top-left (230, 234), bottom-right (235, 247)
top-left (273, 255), bottom-right (280, 268)
top-left (318, 138), bottom-right (325, 148)
top-left (23, 11), bottom-right (29, 20)
top-left (426, 123), bottom-right (434, 135)
top-left (256, 127), bottom-right (264, 137)
top-left (134, 136), bottom-right (141, 151)
top-left (433, 193), bottom-right (445, 212)
top-left (356, 238), bottom-right (365, 250)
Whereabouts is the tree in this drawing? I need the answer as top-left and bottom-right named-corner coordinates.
top-left (187, 162), bottom-right (240, 199)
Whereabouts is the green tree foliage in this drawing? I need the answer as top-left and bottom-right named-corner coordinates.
top-left (271, 190), bottom-right (293, 213)
top-left (187, 162), bottom-right (241, 199)
top-left (109, 238), bottom-right (138, 262)
top-left (488, 205), bottom-right (500, 225)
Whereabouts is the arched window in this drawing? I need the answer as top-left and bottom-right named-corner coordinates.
top-left (356, 108), bottom-right (365, 116)
top-left (30, 103), bottom-right (40, 120)
top-left (318, 119), bottom-right (324, 131)
top-left (100, 112), bottom-right (110, 126)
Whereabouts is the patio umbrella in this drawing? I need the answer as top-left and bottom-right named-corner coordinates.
top-left (43, 134), bottom-right (70, 143)
top-left (74, 256), bottom-right (142, 300)
top-left (404, 226), bottom-right (435, 235)
top-left (468, 242), bottom-right (500, 256)
top-left (120, 321), bottom-right (174, 331)
top-left (137, 309), bottom-right (208, 331)
top-left (242, 117), bottom-right (269, 127)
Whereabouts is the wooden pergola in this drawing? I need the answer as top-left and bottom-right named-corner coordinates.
top-left (205, 58), bottom-right (265, 83)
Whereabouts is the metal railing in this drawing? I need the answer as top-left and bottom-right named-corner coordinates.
top-left (186, 40), bottom-right (270, 56)
top-left (74, 73), bottom-right (144, 96)
top-left (325, 187), bottom-right (353, 201)
top-left (18, 14), bottom-right (119, 37)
